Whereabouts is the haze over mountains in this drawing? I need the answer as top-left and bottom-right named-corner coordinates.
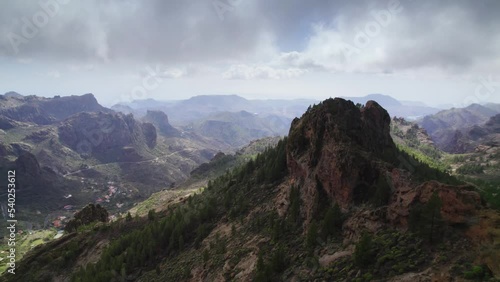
top-left (418, 104), bottom-right (500, 153)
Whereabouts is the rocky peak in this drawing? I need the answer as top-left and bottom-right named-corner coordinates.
top-left (0, 93), bottom-right (110, 125)
top-left (143, 110), bottom-right (180, 137)
top-left (40, 93), bottom-right (110, 121)
top-left (286, 98), bottom-right (480, 227)
top-left (286, 99), bottom-right (395, 220)
top-left (360, 100), bottom-right (394, 151)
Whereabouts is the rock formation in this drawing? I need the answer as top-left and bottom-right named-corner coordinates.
top-left (143, 110), bottom-right (180, 137)
top-left (286, 98), bottom-right (482, 228)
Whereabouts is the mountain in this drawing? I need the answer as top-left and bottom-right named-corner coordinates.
top-left (0, 94), bottom-right (234, 240)
top-left (191, 110), bottom-right (289, 147)
top-left (343, 93), bottom-right (403, 107)
top-left (390, 117), bottom-right (447, 171)
top-left (391, 115), bottom-right (499, 207)
top-left (446, 113), bottom-right (500, 165)
top-left (142, 110), bottom-right (180, 137)
top-left (9, 98), bottom-right (499, 281)
top-left (113, 95), bottom-right (315, 124)
top-left (419, 104), bottom-right (500, 153)
top-left (485, 103), bottom-right (500, 113)
top-left (3, 91), bottom-right (23, 98)
top-left (0, 93), bottom-right (111, 125)
top-left (58, 112), bottom-right (158, 163)
top-left (342, 94), bottom-right (440, 119)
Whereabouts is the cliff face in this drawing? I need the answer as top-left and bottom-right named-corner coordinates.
top-left (58, 112), bottom-right (157, 162)
top-left (143, 110), bottom-right (180, 137)
top-left (286, 98), bottom-right (481, 226)
top-left (287, 99), bottom-right (395, 220)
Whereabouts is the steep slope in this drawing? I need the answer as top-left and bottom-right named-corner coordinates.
top-left (5, 99), bottom-right (498, 282)
top-left (390, 117), bottom-right (448, 171)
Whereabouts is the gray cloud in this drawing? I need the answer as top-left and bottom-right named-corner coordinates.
top-left (0, 0), bottom-right (499, 76)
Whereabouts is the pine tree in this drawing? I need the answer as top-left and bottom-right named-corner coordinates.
top-left (354, 232), bottom-right (374, 267)
top-left (148, 209), bottom-right (156, 221)
top-left (409, 191), bottom-right (444, 244)
top-left (425, 191), bottom-right (443, 244)
top-left (306, 221), bottom-right (318, 250)
top-left (372, 174), bottom-right (392, 207)
top-left (322, 204), bottom-right (343, 239)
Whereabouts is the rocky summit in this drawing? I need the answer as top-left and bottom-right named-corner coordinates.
top-left (287, 98), bottom-right (481, 228)
top-left (143, 110), bottom-right (180, 137)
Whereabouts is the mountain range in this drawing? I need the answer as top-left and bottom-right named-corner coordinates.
top-left (4, 97), bottom-right (498, 281)
top-left (0, 92), bottom-right (499, 281)
top-left (418, 103), bottom-right (500, 153)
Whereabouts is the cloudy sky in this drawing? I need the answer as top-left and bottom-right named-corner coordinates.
top-left (1, 0), bottom-right (499, 107)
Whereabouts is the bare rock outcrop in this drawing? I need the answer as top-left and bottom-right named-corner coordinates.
top-left (286, 98), bottom-right (482, 228)
top-left (286, 98), bottom-right (395, 223)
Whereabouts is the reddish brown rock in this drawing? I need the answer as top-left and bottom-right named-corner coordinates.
top-left (286, 98), bottom-right (395, 223)
top-left (388, 175), bottom-right (481, 226)
top-left (286, 98), bottom-right (482, 227)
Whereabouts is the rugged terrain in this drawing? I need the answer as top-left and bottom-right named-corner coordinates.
top-left (4, 98), bottom-right (499, 282)
top-left (418, 104), bottom-right (500, 153)
top-left (0, 93), bottom-right (232, 235)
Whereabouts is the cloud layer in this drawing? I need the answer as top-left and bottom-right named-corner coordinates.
top-left (1, 0), bottom-right (499, 74)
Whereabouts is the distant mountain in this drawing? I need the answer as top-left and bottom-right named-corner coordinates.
top-left (143, 110), bottom-right (180, 137)
top-left (192, 110), bottom-right (289, 147)
top-left (3, 91), bottom-right (23, 98)
top-left (0, 93), bottom-right (111, 125)
top-left (342, 94), bottom-right (440, 119)
top-left (418, 104), bottom-right (500, 153)
top-left (485, 103), bottom-right (500, 113)
top-left (113, 95), bottom-right (316, 125)
top-left (444, 113), bottom-right (500, 154)
top-left (343, 94), bottom-right (402, 107)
